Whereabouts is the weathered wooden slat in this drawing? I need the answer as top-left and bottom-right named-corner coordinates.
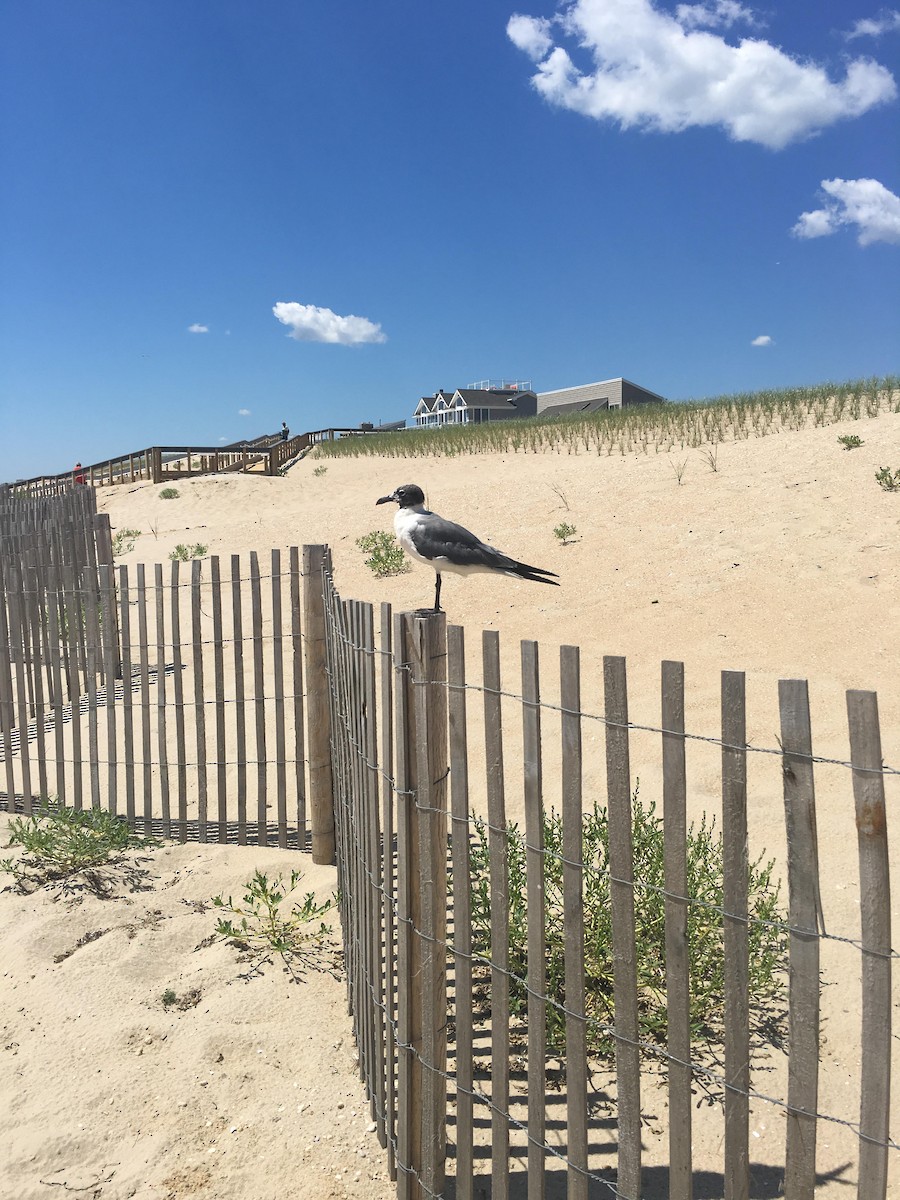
top-left (380, 602), bottom-right (397, 1175)
top-left (483, 629), bottom-right (510, 1200)
top-left (779, 678), bottom-right (821, 1200)
top-left (154, 563), bottom-right (169, 837)
top-left (847, 689), bottom-right (891, 1200)
top-left (0, 561), bottom-right (18, 807)
top-left (271, 549), bottom-right (288, 847)
top-left (118, 566), bottom-right (134, 826)
top-left (354, 603), bottom-right (374, 1096)
top-left (136, 564), bottom-right (153, 828)
top-left (170, 560), bottom-right (188, 842)
top-left (231, 554), bottom-right (247, 845)
top-left (101, 564), bottom-right (119, 818)
top-left (521, 639), bottom-right (547, 1200)
top-left (249, 551), bottom-right (266, 845)
top-left (563, 645), bottom-right (588, 1200)
top-left (662, 660), bottom-right (691, 1200)
top-left (334, 598), bottom-right (357, 1025)
top-left (406, 609), bottom-right (448, 1200)
top-left (25, 560), bottom-right (49, 802)
top-left (363, 603), bottom-right (387, 1143)
top-left (46, 564), bottom-right (67, 810)
top-left (393, 610), bottom-right (413, 1200)
top-left (604, 654), bottom-right (641, 1200)
top-left (722, 669), bottom-right (750, 1200)
top-left (85, 576), bottom-right (101, 811)
top-left (290, 547), bottom-right (306, 846)
top-left (351, 603), bottom-right (373, 1102)
top-left (303, 545), bottom-right (335, 864)
top-left (447, 623), bottom-right (472, 1200)
top-left (210, 557), bottom-right (226, 843)
top-left (191, 559), bottom-right (208, 843)
top-left (8, 565), bottom-right (34, 811)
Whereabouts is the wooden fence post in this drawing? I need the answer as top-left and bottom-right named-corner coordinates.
top-left (94, 513), bottom-right (121, 678)
top-left (303, 544), bottom-right (335, 864)
top-left (847, 689), bottom-right (891, 1200)
top-left (779, 678), bottom-right (821, 1200)
top-left (398, 608), bottom-right (448, 1200)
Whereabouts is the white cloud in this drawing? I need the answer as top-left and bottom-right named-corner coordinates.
top-left (845, 10), bottom-right (900, 40)
top-left (508, 12), bottom-right (555, 57)
top-left (675, 1), bottom-right (758, 31)
top-left (272, 301), bottom-right (387, 345)
top-left (188, 323), bottom-right (209, 334)
top-left (506, 0), bottom-right (896, 148)
top-left (751, 334), bottom-right (773, 346)
top-left (238, 408), bottom-right (251, 416)
top-left (791, 178), bottom-right (900, 246)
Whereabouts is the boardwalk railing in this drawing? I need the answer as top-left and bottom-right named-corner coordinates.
top-left (4, 427), bottom-right (379, 497)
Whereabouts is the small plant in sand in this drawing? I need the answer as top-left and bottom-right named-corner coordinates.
top-left (699, 444), bottom-right (719, 472)
top-left (549, 482), bottom-right (570, 511)
top-left (169, 543), bottom-right (208, 561)
top-left (670, 456), bottom-right (689, 484)
top-left (838, 434), bottom-right (863, 450)
top-left (313, 464), bottom-right (328, 477)
top-left (0, 804), bottom-right (158, 893)
top-left (875, 466), bottom-right (900, 491)
top-left (468, 782), bottom-right (786, 1063)
top-left (112, 528), bottom-right (141, 556)
top-left (553, 522), bottom-right (578, 545)
top-left (159, 487), bottom-right (180, 499)
top-left (356, 530), bottom-right (410, 577)
top-left (212, 870), bottom-right (334, 977)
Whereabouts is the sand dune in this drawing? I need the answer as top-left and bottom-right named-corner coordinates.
top-left (2, 409), bottom-right (899, 1197)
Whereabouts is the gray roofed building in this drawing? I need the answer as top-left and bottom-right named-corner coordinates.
top-left (413, 387), bottom-right (537, 428)
top-left (537, 378), bottom-right (666, 415)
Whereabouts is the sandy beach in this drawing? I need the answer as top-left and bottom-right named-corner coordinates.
top-left (2, 407), bottom-right (899, 1197)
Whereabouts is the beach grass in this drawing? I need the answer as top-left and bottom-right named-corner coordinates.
top-left (311, 375), bottom-right (899, 461)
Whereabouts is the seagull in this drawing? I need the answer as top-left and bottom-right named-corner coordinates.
top-left (376, 483), bottom-right (559, 612)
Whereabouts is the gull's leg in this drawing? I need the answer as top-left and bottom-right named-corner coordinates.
top-left (434, 572), bottom-right (442, 613)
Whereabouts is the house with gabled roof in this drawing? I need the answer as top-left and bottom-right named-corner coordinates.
top-left (411, 376), bottom-right (664, 428)
top-left (412, 384), bottom-right (537, 428)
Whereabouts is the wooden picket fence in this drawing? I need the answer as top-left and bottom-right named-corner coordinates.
top-left (323, 581), bottom-right (898, 1200)
top-left (0, 512), bottom-right (897, 1198)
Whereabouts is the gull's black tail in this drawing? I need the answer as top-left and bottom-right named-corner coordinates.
top-left (509, 561), bottom-right (560, 586)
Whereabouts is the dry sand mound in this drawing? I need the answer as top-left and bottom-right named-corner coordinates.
top-left (3, 410), bottom-right (899, 1197)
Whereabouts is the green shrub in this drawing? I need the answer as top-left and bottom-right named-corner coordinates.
top-left (875, 466), bottom-right (900, 491)
top-left (169, 543), bottom-right (207, 561)
top-left (838, 434), bottom-right (863, 450)
top-left (112, 528), bottom-right (141, 556)
top-left (356, 530), bottom-right (410, 577)
top-left (553, 522), bottom-right (577, 545)
top-left (159, 487), bottom-right (180, 499)
top-left (212, 870), bottom-right (334, 977)
top-left (0, 804), bottom-right (159, 892)
top-left (313, 465), bottom-right (328, 477)
top-left (468, 784), bottom-right (786, 1059)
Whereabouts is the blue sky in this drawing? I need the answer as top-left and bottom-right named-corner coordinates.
top-left (1, 0), bottom-right (898, 481)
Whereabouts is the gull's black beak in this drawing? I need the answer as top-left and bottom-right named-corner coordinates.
top-left (376, 493), bottom-right (396, 506)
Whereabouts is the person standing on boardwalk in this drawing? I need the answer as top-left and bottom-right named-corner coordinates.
top-left (281, 421), bottom-right (289, 441)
